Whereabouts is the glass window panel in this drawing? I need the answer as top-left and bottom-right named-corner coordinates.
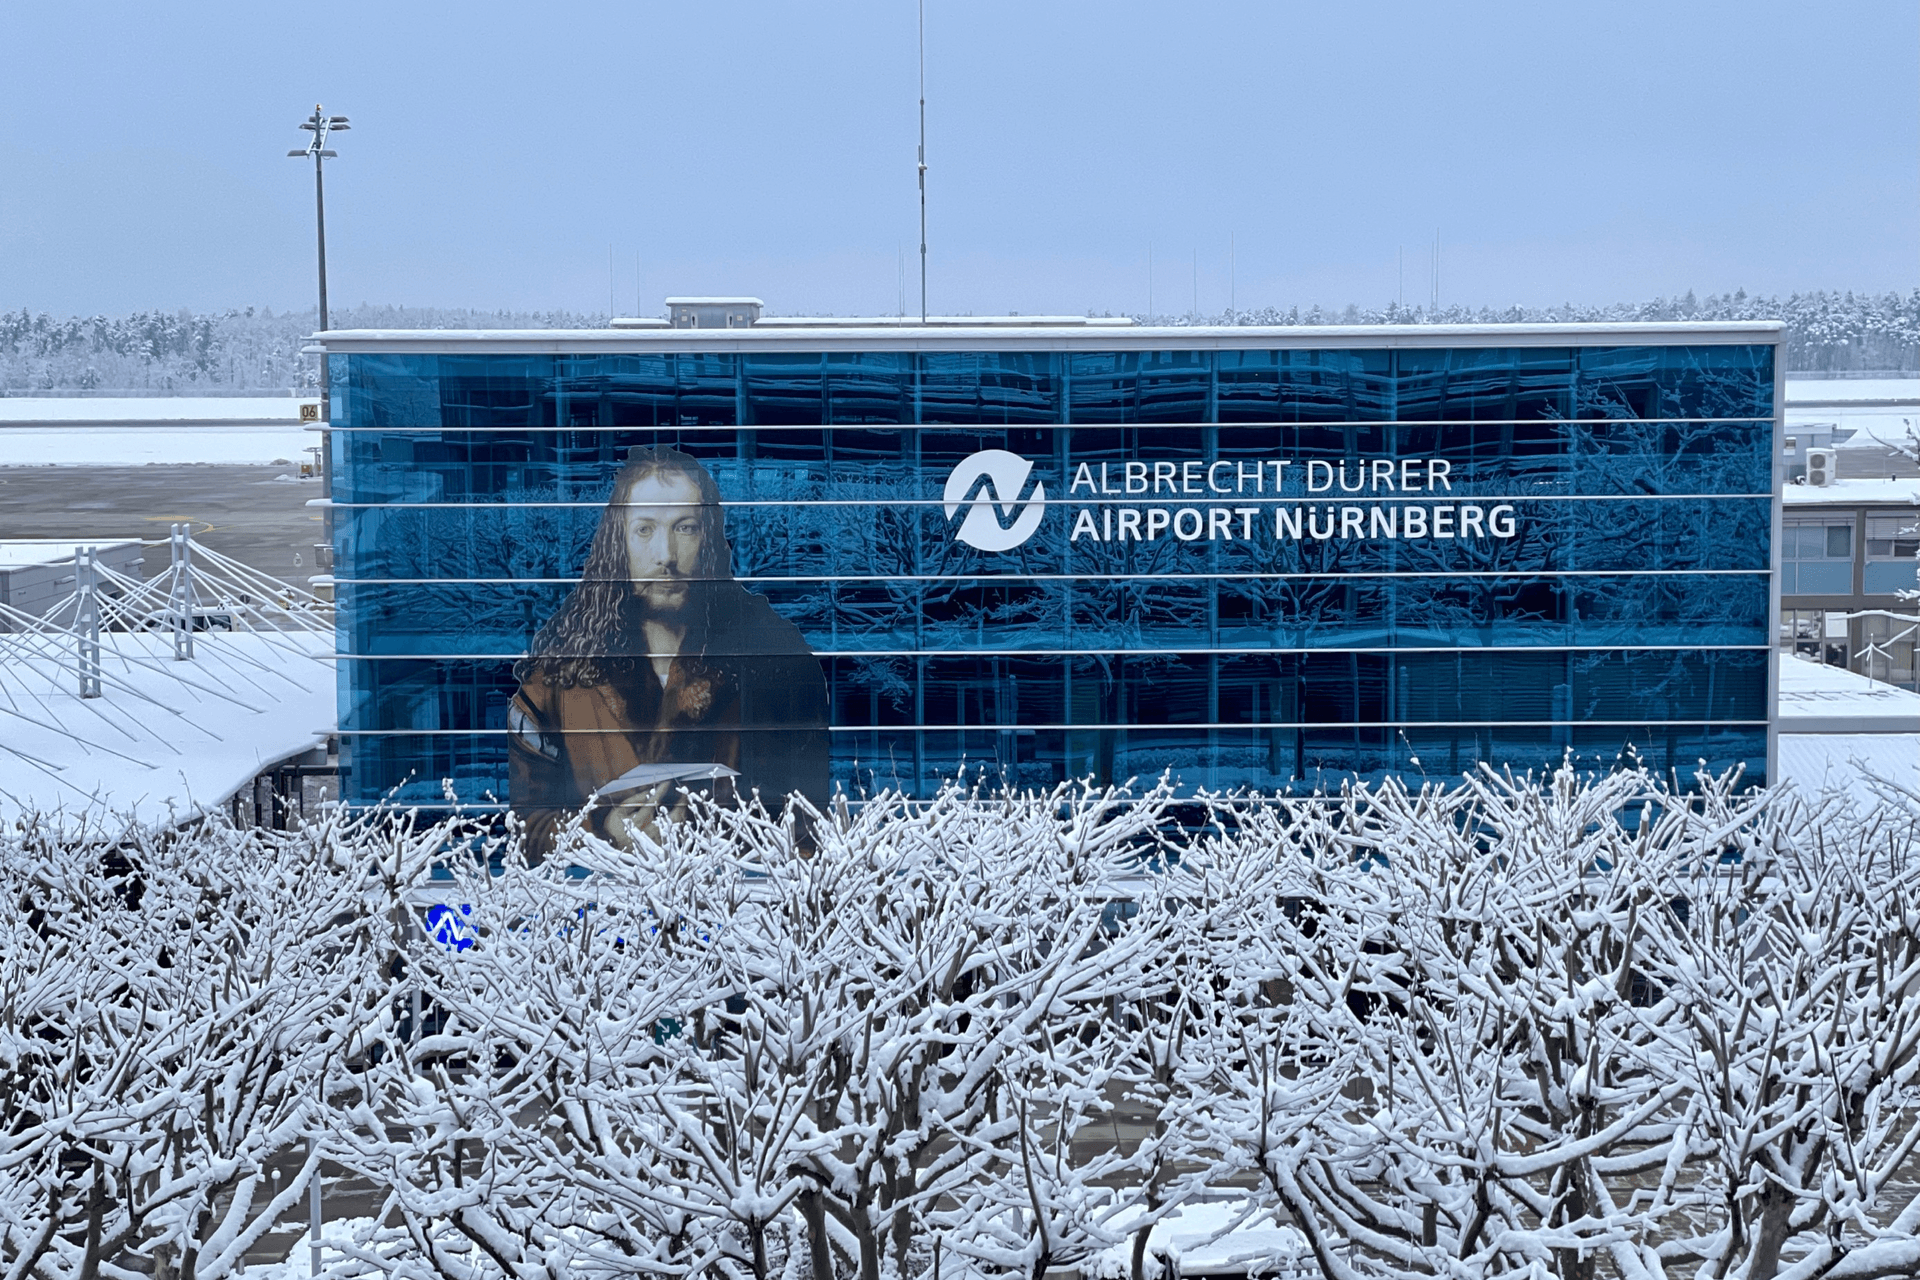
top-left (1865, 562), bottom-right (1919, 595)
top-left (1795, 562), bottom-right (1851, 594)
top-left (1865, 514), bottom-right (1920, 560)
top-left (1866, 514), bottom-right (1917, 539)
top-left (916, 353), bottom-right (1061, 424)
top-left (1784, 522), bottom-right (1852, 560)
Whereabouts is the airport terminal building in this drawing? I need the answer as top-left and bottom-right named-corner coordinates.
top-left (316, 312), bottom-right (1782, 818)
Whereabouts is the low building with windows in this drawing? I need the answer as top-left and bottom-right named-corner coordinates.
top-left (1778, 440), bottom-right (1920, 689)
top-left (315, 315), bottom-right (1782, 817)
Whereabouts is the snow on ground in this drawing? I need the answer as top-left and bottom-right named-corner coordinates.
top-left (1785, 377), bottom-right (1920, 458)
top-left (0, 396), bottom-right (320, 466)
top-left (0, 629), bottom-right (335, 830)
top-left (0, 396), bottom-right (316, 422)
top-left (1092, 1201), bottom-right (1310, 1278)
top-left (237, 1220), bottom-right (378, 1280)
top-left (1785, 377), bottom-right (1920, 404)
top-left (1777, 653), bottom-right (1920, 808)
top-left (0, 425), bottom-right (317, 466)
top-left (234, 1204), bottom-right (1312, 1280)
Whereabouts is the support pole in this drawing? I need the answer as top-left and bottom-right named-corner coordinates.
top-left (290, 105), bottom-right (346, 589)
top-left (410, 908), bottom-right (423, 1043)
top-left (918, 0), bottom-right (927, 324)
top-left (171, 524), bottom-right (194, 661)
top-left (314, 146), bottom-right (330, 412)
top-left (77, 547), bottom-right (102, 699)
top-left (316, 145), bottom-right (335, 584)
top-left (309, 1133), bottom-right (323, 1278)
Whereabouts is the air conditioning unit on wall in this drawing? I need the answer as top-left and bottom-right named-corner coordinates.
top-left (1805, 447), bottom-right (1837, 487)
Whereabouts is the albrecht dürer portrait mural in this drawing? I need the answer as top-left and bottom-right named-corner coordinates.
top-left (509, 446), bottom-right (829, 851)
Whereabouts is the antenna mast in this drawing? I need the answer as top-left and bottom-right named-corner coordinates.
top-left (918, 0), bottom-right (927, 324)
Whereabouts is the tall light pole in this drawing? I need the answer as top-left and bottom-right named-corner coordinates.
top-left (290, 105), bottom-right (348, 575)
top-left (290, 105), bottom-right (348, 412)
top-left (918, 0), bottom-right (927, 324)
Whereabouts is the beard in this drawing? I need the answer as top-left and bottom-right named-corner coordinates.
top-left (632, 575), bottom-right (694, 617)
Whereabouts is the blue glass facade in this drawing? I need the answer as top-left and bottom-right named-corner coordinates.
top-left (327, 336), bottom-right (1778, 809)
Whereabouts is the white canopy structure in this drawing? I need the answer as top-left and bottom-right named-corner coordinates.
top-left (0, 532), bottom-right (334, 833)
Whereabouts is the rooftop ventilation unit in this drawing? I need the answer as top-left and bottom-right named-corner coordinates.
top-left (1805, 447), bottom-right (1837, 487)
top-left (665, 297), bottom-right (764, 329)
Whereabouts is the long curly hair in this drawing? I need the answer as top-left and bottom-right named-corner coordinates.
top-left (516, 446), bottom-right (734, 689)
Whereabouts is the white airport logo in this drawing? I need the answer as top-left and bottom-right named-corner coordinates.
top-left (943, 450), bottom-right (1047, 551)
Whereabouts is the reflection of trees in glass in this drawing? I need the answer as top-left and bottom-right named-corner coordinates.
top-left (1554, 351), bottom-right (1772, 497)
top-left (1566, 649), bottom-right (1768, 778)
top-left (718, 463), bottom-right (949, 729)
top-left (354, 486), bottom-right (603, 652)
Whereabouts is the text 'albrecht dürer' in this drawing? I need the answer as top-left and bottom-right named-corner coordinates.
top-left (1068, 457), bottom-right (1453, 496)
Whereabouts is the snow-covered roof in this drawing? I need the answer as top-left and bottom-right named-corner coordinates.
top-left (1777, 653), bottom-right (1920, 734)
top-left (1781, 477), bottom-right (1920, 507)
top-left (310, 320), bottom-right (1785, 355)
top-left (0, 539), bottom-right (142, 570)
top-left (1778, 733), bottom-right (1920, 809)
top-left (1776, 655), bottom-right (1920, 810)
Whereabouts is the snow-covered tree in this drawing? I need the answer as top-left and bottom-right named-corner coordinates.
top-left (0, 809), bottom-right (437, 1280)
top-left (6, 766), bottom-right (1920, 1280)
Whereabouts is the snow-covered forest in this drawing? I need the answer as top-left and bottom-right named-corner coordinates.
top-left (0, 290), bottom-right (1915, 394)
top-left (0, 306), bottom-right (601, 395)
top-left (5, 768), bottom-right (1920, 1280)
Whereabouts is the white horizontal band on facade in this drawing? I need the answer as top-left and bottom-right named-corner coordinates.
top-left (332, 720), bottom-right (1773, 736)
top-left (330, 569), bottom-right (1773, 585)
top-left (315, 417), bottom-right (1774, 432)
top-left (309, 319), bottom-right (1783, 356)
top-left (332, 644), bottom-right (1773, 660)
top-left (313, 493), bottom-right (1775, 509)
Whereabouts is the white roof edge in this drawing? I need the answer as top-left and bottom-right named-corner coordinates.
top-left (663, 296), bottom-right (766, 306)
top-left (1780, 478), bottom-right (1920, 506)
top-left (1786, 397), bottom-right (1920, 409)
top-left (751, 314), bottom-right (1135, 328)
top-left (1781, 716), bottom-right (1920, 734)
top-left (310, 320), bottom-right (1786, 355)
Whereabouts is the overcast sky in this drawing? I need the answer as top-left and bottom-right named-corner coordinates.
top-left (0, 1), bottom-right (1914, 319)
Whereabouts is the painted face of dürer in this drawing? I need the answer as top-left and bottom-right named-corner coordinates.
top-left (621, 472), bottom-right (705, 616)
